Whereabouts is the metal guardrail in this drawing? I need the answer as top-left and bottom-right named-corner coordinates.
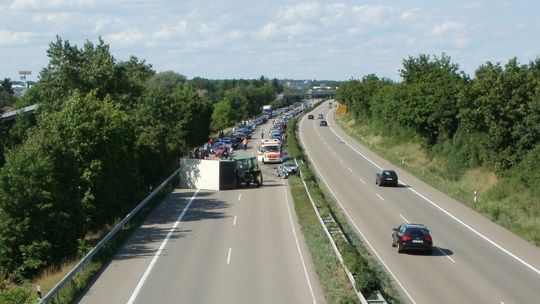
top-left (38, 167), bottom-right (182, 303)
top-left (294, 159), bottom-right (370, 304)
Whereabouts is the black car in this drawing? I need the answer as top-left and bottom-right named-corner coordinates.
top-left (319, 120), bottom-right (327, 127)
top-left (308, 114), bottom-right (314, 119)
top-left (375, 169), bottom-right (398, 186)
top-left (392, 223), bottom-right (433, 253)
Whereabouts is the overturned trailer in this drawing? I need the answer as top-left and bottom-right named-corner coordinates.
top-left (179, 157), bottom-right (262, 190)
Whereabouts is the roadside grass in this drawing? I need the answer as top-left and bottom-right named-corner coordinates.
top-left (0, 174), bottom-right (179, 304)
top-left (334, 113), bottom-right (540, 247)
top-left (289, 175), bottom-right (358, 303)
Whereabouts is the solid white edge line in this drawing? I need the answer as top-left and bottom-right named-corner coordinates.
top-left (281, 178), bottom-right (317, 304)
top-left (227, 248), bottom-right (232, 264)
top-left (127, 189), bottom-right (200, 304)
top-left (327, 116), bottom-right (540, 277)
top-left (299, 120), bottom-right (417, 304)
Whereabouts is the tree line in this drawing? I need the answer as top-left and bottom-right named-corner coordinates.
top-left (0, 36), bottom-right (282, 282)
top-left (337, 54), bottom-right (540, 175)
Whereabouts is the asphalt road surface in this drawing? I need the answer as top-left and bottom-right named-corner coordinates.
top-left (78, 122), bottom-right (326, 304)
top-left (300, 101), bottom-right (540, 304)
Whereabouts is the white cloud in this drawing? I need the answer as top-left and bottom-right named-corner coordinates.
top-left (92, 17), bottom-right (126, 33)
top-left (255, 22), bottom-right (279, 40)
top-left (278, 3), bottom-right (321, 21)
top-left (104, 28), bottom-right (144, 46)
top-left (152, 20), bottom-right (188, 40)
top-left (226, 29), bottom-right (244, 39)
top-left (10, 0), bottom-right (96, 10)
top-left (0, 27), bottom-right (37, 45)
top-left (350, 5), bottom-right (400, 27)
top-left (430, 21), bottom-right (465, 36)
top-left (283, 21), bottom-right (315, 37)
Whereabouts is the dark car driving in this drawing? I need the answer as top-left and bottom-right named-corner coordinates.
top-left (319, 120), bottom-right (327, 127)
top-left (375, 169), bottom-right (398, 187)
top-left (308, 114), bottom-right (314, 119)
top-left (392, 223), bottom-right (433, 253)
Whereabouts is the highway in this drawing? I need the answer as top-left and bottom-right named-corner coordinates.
top-left (77, 122), bottom-right (326, 303)
top-left (299, 101), bottom-right (540, 303)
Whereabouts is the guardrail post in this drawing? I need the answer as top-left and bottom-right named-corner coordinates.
top-left (36, 285), bottom-right (42, 303)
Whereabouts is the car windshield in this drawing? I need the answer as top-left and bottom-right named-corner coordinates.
top-left (383, 171), bottom-right (395, 177)
top-left (405, 228), bottom-right (429, 237)
top-left (283, 163), bottom-right (296, 168)
top-left (264, 146), bottom-right (280, 152)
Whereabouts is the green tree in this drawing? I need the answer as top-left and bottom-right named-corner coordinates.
top-left (210, 100), bottom-right (234, 132)
top-left (223, 88), bottom-right (249, 121)
top-left (398, 54), bottom-right (464, 144)
top-left (37, 36), bottom-right (116, 112)
top-left (0, 78), bottom-right (13, 95)
top-left (0, 120), bottom-right (82, 280)
top-left (48, 93), bottom-right (138, 230)
top-left (171, 83), bottom-right (212, 147)
top-left (110, 56), bottom-right (155, 112)
top-left (459, 58), bottom-right (538, 169)
top-left (134, 88), bottom-right (187, 187)
top-left (146, 71), bottom-right (187, 95)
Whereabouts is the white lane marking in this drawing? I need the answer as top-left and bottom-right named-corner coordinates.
top-left (359, 177), bottom-right (366, 184)
top-left (298, 132), bottom-right (417, 304)
top-left (238, 193), bottom-right (242, 201)
top-left (348, 167), bottom-right (353, 172)
top-left (400, 215), bottom-right (410, 223)
top-left (227, 248), bottom-right (232, 264)
top-left (332, 151), bottom-right (336, 156)
top-left (376, 193), bottom-right (384, 201)
top-left (233, 215), bottom-right (237, 226)
top-left (127, 189), bottom-right (200, 304)
top-left (436, 248), bottom-right (456, 263)
top-left (281, 178), bottom-right (317, 304)
top-left (327, 123), bottom-right (540, 277)
top-left (339, 158), bottom-right (343, 163)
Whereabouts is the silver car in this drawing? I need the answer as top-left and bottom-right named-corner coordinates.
top-left (277, 162), bottom-right (299, 178)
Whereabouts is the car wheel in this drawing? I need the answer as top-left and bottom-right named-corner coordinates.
top-left (397, 243), bottom-right (404, 253)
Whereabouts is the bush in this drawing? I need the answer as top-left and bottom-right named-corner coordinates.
top-left (0, 287), bottom-right (32, 304)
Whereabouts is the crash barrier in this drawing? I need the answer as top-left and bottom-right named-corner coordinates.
top-left (38, 167), bottom-right (182, 304)
top-left (295, 159), bottom-right (387, 304)
top-left (179, 158), bottom-right (237, 190)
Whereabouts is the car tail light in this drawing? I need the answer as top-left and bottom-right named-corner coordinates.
top-left (401, 235), bottom-right (411, 242)
top-left (424, 236), bottom-right (432, 243)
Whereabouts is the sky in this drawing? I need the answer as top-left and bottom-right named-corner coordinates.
top-left (1, 0), bottom-right (539, 82)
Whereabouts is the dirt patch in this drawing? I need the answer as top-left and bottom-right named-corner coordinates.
top-left (463, 168), bottom-right (498, 194)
